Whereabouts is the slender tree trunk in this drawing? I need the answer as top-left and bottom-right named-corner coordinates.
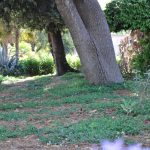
top-left (48, 30), bottom-right (76, 76)
top-left (31, 42), bottom-right (35, 52)
top-left (15, 28), bottom-right (19, 66)
top-left (55, 0), bottom-right (123, 84)
top-left (1, 43), bottom-right (8, 65)
top-left (48, 33), bottom-right (54, 58)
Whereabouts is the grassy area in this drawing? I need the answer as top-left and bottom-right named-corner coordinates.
top-left (0, 73), bottom-right (150, 147)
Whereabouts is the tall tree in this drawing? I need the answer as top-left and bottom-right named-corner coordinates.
top-left (55, 0), bottom-right (123, 84)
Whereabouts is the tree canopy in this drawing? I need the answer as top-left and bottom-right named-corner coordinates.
top-left (0, 0), bottom-right (64, 31)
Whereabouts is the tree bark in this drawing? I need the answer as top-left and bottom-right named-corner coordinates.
top-left (48, 32), bottom-right (54, 58)
top-left (55, 0), bottom-right (123, 84)
top-left (31, 42), bottom-right (35, 52)
top-left (74, 0), bottom-right (123, 82)
top-left (15, 28), bottom-right (19, 66)
top-left (0, 43), bottom-right (8, 66)
top-left (48, 30), bottom-right (76, 76)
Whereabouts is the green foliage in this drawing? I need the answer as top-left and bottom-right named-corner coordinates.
top-left (66, 54), bottom-right (81, 70)
top-left (41, 116), bottom-right (144, 144)
top-left (20, 58), bottom-right (40, 76)
top-left (121, 100), bottom-right (138, 115)
top-left (0, 112), bottom-right (29, 121)
top-left (0, 125), bottom-right (38, 141)
top-left (39, 57), bottom-right (54, 75)
top-left (105, 0), bottom-right (150, 33)
top-left (62, 30), bottom-right (75, 54)
top-left (134, 70), bottom-right (150, 101)
top-left (20, 56), bottom-right (54, 76)
top-left (105, 0), bottom-right (150, 74)
top-left (0, 0), bottom-right (64, 32)
top-left (120, 70), bottom-right (150, 116)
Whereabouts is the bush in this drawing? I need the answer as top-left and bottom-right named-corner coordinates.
top-left (66, 54), bottom-right (81, 70)
top-left (132, 36), bottom-right (150, 74)
top-left (20, 58), bottom-right (40, 76)
top-left (39, 57), bottom-right (54, 75)
top-left (20, 56), bottom-right (54, 76)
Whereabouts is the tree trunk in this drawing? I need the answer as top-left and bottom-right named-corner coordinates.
top-left (48, 30), bottom-right (76, 76)
top-left (55, 0), bottom-right (123, 84)
top-left (48, 33), bottom-right (54, 58)
top-left (0, 43), bottom-right (8, 65)
top-left (15, 28), bottom-right (19, 66)
top-left (31, 42), bottom-right (35, 52)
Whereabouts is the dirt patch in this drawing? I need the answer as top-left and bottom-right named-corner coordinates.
top-left (0, 120), bottom-right (27, 129)
top-left (0, 92), bottom-right (14, 99)
top-left (95, 98), bottom-right (122, 103)
top-left (115, 89), bottom-right (134, 96)
top-left (61, 108), bottom-right (100, 126)
top-left (105, 108), bottom-right (116, 115)
top-left (0, 135), bottom-right (92, 150)
top-left (125, 134), bottom-right (150, 147)
top-left (49, 104), bottom-right (81, 112)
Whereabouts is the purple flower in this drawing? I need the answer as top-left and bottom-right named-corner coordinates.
top-left (101, 139), bottom-right (124, 150)
top-left (91, 139), bottom-right (146, 150)
top-left (127, 144), bottom-right (142, 150)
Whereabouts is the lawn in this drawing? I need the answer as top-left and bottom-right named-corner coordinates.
top-left (0, 73), bottom-right (150, 149)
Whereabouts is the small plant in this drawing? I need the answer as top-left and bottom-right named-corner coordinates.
top-left (121, 70), bottom-right (150, 115)
top-left (121, 100), bottom-right (138, 115)
top-left (133, 69), bottom-right (150, 103)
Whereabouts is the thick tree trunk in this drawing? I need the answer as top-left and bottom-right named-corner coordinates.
top-left (48, 30), bottom-right (76, 76)
top-left (55, 0), bottom-right (123, 84)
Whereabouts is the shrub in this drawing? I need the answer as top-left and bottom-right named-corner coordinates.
top-left (105, 0), bottom-right (150, 75)
top-left (19, 56), bottom-right (54, 76)
top-left (39, 57), bottom-right (54, 75)
top-left (20, 58), bottom-right (40, 76)
top-left (132, 36), bottom-right (150, 74)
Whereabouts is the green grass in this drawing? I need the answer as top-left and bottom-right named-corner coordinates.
top-left (39, 116), bottom-right (145, 144)
top-left (0, 73), bottom-right (150, 145)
